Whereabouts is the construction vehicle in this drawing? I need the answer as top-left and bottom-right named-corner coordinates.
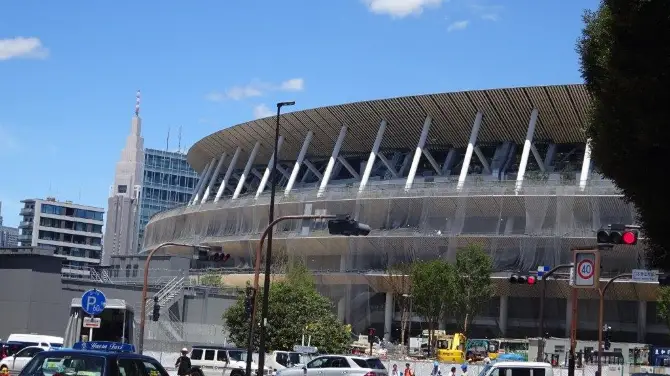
top-left (436, 333), bottom-right (467, 363)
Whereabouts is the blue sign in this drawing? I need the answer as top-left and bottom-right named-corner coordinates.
top-left (81, 289), bottom-right (106, 315)
top-left (537, 266), bottom-right (550, 280)
top-left (73, 341), bottom-right (135, 353)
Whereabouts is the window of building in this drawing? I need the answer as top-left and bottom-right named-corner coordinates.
top-left (132, 265), bottom-right (139, 277)
top-left (118, 185), bottom-right (128, 194)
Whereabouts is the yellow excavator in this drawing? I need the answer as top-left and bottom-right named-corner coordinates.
top-left (436, 333), bottom-right (467, 363)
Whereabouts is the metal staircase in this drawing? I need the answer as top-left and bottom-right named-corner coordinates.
top-left (142, 275), bottom-right (186, 341)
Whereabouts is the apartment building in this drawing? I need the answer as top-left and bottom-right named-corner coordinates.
top-left (0, 201), bottom-right (19, 247)
top-left (18, 197), bottom-right (105, 276)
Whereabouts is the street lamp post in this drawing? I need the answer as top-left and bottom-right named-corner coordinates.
top-left (246, 214), bottom-right (370, 376)
top-left (256, 101), bottom-right (295, 374)
top-left (138, 242), bottom-right (211, 354)
top-left (597, 273), bottom-right (632, 376)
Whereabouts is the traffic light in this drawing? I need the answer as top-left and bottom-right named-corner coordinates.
top-left (660, 274), bottom-right (670, 286)
top-left (152, 296), bottom-right (160, 321)
top-left (327, 215), bottom-right (371, 236)
top-left (603, 325), bottom-right (612, 350)
top-left (367, 328), bottom-right (376, 343)
top-left (244, 286), bottom-right (255, 319)
top-left (197, 249), bottom-right (231, 263)
top-left (596, 224), bottom-right (639, 245)
top-left (509, 273), bottom-right (536, 285)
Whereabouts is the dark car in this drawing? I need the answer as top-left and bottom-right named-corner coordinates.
top-left (18, 342), bottom-right (169, 376)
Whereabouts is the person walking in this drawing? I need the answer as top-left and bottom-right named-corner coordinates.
top-left (403, 363), bottom-right (415, 376)
top-left (175, 348), bottom-right (192, 376)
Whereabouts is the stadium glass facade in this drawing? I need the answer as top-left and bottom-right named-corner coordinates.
top-left (138, 148), bottom-right (199, 252)
top-left (142, 84), bottom-right (665, 345)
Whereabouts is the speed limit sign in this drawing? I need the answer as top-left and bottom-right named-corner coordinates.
top-left (573, 249), bottom-right (601, 289)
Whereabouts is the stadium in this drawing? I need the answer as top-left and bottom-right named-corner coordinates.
top-left (142, 84), bottom-right (663, 344)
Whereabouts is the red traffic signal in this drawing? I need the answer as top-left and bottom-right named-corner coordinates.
top-left (367, 328), bottom-right (375, 336)
top-left (509, 274), bottom-right (536, 285)
top-left (597, 225), bottom-right (639, 245)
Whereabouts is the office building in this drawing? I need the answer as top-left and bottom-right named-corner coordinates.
top-left (102, 91), bottom-right (144, 265)
top-left (0, 201), bottom-right (19, 247)
top-left (18, 197), bottom-right (104, 275)
top-left (138, 148), bottom-right (198, 252)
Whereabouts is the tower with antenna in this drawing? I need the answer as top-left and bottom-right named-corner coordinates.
top-left (178, 126), bottom-right (182, 154)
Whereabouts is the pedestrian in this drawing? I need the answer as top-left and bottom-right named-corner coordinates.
top-left (404, 363), bottom-right (415, 376)
top-left (449, 367), bottom-right (457, 376)
top-left (460, 364), bottom-right (468, 376)
top-left (392, 364), bottom-right (402, 376)
top-left (431, 361), bottom-right (440, 376)
top-left (175, 348), bottom-right (192, 376)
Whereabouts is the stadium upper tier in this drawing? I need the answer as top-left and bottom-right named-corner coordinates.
top-left (142, 83), bottom-right (642, 280)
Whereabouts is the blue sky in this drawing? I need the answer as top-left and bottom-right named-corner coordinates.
top-left (0, 0), bottom-right (596, 227)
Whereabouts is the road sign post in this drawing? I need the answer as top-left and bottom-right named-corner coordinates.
top-left (632, 269), bottom-right (659, 282)
top-left (81, 289), bottom-right (106, 342)
top-left (572, 249), bottom-right (601, 289)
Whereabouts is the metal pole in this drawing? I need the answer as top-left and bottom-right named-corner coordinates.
top-left (568, 288), bottom-right (578, 376)
top-left (138, 242), bottom-right (209, 354)
top-left (257, 104), bottom-right (283, 374)
top-left (245, 214), bottom-right (336, 376)
top-left (537, 263), bottom-right (572, 361)
top-left (597, 273), bottom-right (632, 376)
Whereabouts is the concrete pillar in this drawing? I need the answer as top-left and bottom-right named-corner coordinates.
top-left (317, 126), bottom-right (348, 198)
top-left (404, 116), bottom-right (432, 192)
top-left (214, 147), bottom-right (241, 202)
top-left (499, 296), bottom-right (508, 336)
top-left (201, 152), bottom-right (227, 203)
top-left (638, 301), bottom-right (647, 342)
top-left (359, 120), bottom-right (387, 193)
top-left (457, 112), bottom-right (483, 190)
top-left (255, 135), bottom-right (284, 198)
top-left (565, 297), bottom-right (573, 338)
top-left (232, 142), bottom-right (260, 199)
top-left (515, 109), bottom-right (539, 192)
top-left (579, 139), bottom-right (592, 191)
top-left (384, 292), bottom-right (394, 341)
top-left (338, 297), bottom-right (346, 323)
top-left (285, 131), bottom-right (313, 195)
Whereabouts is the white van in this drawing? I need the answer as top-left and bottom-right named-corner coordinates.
top-left (6, 334), bottom-right (64, 349)
top-left (477, 361), bottom-right (553, 376)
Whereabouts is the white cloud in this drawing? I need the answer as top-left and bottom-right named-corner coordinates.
top-left (253, 104), bottom-right (275, 119)
top-left (280, 78), bottom-right (304, 91)
top-left (363, 0), bottom-right (443, 18)
top-left (0, 37), bottom-right (49, 61)
top-left (447, 20), bottom-right (469, 32)
top-left (469, 3), bottom-right (503, 21)
top-left (206, 78), bottom-right (305, 102)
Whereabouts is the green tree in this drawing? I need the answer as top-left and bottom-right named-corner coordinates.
top-left (577, 0), bottom-right (670, 267)
top-left (411, 260), bottom-right (451, 354)
top-left (657, 287), bottom-right (670, 330)
top-left (450, 244), bottom-right (493, 334)
top-left (223, 262), bottom-right (350, 353)
top-left (199, 272), bottom-right (223, 287)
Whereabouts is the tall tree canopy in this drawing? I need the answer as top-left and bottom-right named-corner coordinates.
top-left (223, 263), bottom-right (350, 353)
top-left (451, 244), bottom-right (493, 334)
top-left (411, 260), bottom-right (451, 354)
top-left (577, 0), bottom-right (670, 267)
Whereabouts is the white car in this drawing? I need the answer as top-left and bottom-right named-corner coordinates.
top-left (0, 346), bottom-right (47, 374)
top-left (276, 355), bottom-right (387, 376)
top-left (477, 361), bottom-right (553, 376)
top-left (189, 346), bottom-right (271, 376)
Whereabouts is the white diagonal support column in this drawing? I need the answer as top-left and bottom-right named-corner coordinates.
top-left (190, 159), bottom-right (215, 205)
top-left (285, 131), bottom-right (313, 195)
top-left (579, 139), bottom-right (593, 191)
top-left (303, 160), bottom-right (323, 180)
top-left (201, 152), bottom-right (227, 204)
top-left (422, 149), bottom-right (442, 175)
top-left (189, 160), bottom-right (212, 205)
top-left (317, 126), bottom-right (348, 198)
top-left (255, 136), bottom-right (284, 198)
top-left (405, 116), bottom-right (432, 192)
top-left (232, 142), bottom-right (260, 200)
top-left (530, 145), bottom-right (546, 173)
top-left (359, 120), bottom-right (387, 192)
top-left (457, 112), bottom-right (483, 191)
top-left (515, 109), bottom-right (539, 192)
top-left (214, 147), bottom-right (241, 202)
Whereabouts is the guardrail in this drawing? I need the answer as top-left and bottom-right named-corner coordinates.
top-left (148, 177), bottom-right (620, 223)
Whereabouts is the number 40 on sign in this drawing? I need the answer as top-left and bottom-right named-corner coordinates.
top-left (572, 249), bottom-right (601, 289)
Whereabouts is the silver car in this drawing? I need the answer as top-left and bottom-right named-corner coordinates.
top-left (277, 355), bottom-right (387, 376)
